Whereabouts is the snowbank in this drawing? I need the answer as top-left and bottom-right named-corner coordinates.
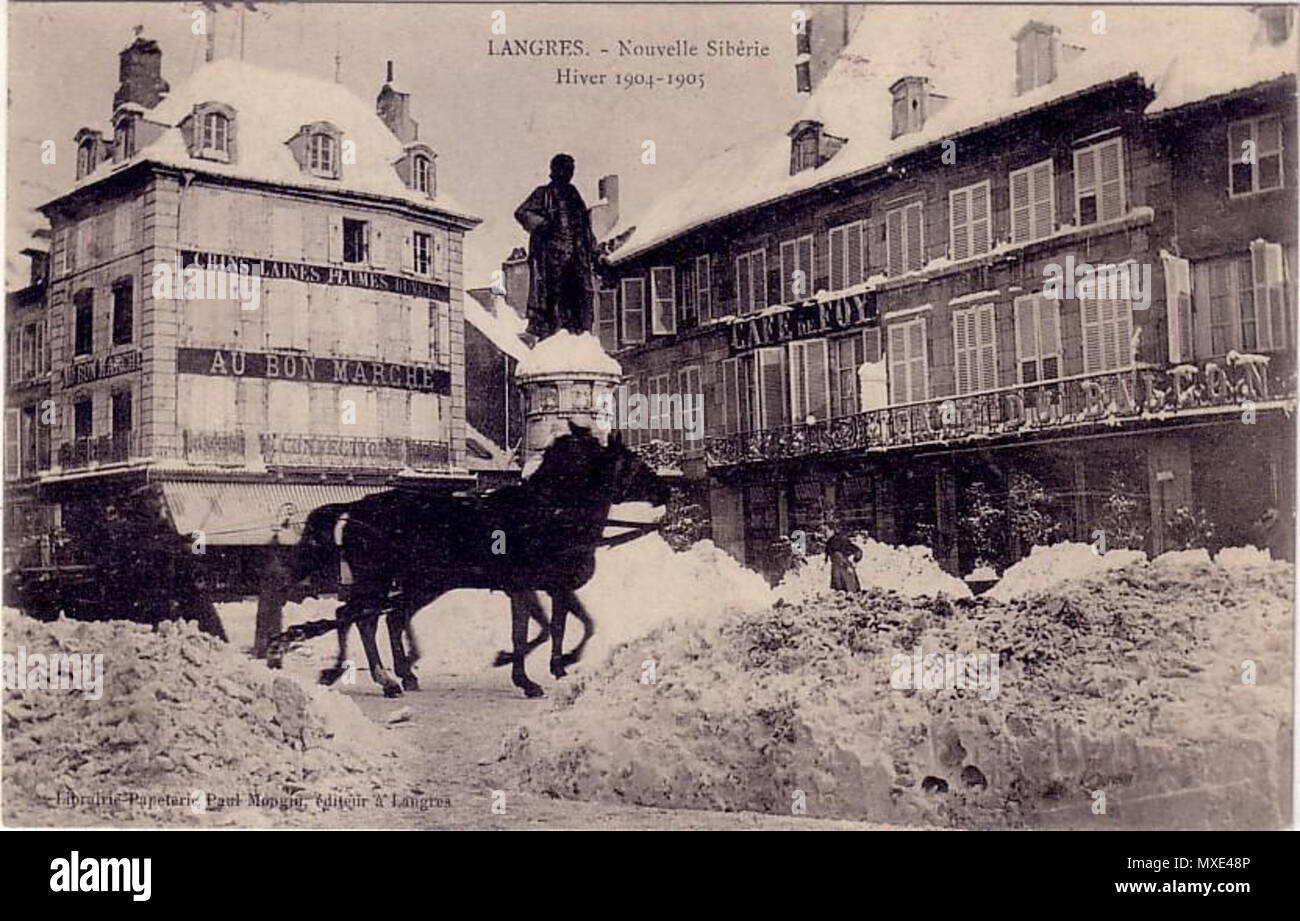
top-left (776, 537), bottom-right (971, 602)
top-left (515, 331), bottom-right (621, 377)
top-left (987, 543), bottom-right (1147, 602)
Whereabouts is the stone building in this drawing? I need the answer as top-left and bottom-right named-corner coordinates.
top-left (7, 37), bottom-right (480, 609)
top-left (597, 8), bottom-right (1297, 578)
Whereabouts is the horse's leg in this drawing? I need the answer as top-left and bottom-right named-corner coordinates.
top-left (492, 590), bottom-right (550, 667)
top-left (558, 591), bottom-right (595, 670)
top-left (356, 603), bottom-right (402, 698)
top-left (388, 605), bottom-right (419, 692)
top-left (549, 592), bottom-right (571, 678)
top-left (318, 602), bottom-right (352, 686)
top-left (509, 593), bottom-right (544, 698)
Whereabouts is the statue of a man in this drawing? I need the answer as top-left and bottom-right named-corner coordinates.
top-left (514, 153), bottom-right (598, 341)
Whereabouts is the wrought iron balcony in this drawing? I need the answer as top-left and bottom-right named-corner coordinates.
top-left (705, 356), bottom-right (1296, 468)
top-left (57, 431), bottom-right (139, 470)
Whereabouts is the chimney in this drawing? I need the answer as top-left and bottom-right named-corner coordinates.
top-left (502, 248), bottom-right (530, 319)
top-left (21, 248), bottom-right (49, 289)
top-left (376, 60), bottom-right (420, 143)
top-left (889, 76), bottom-right (929, 139)
top-left (1014, 20), bottom-right (1060, 95)
top-left (113, 36), bottom-right (169, 112)
top-left (589, 174), bottom-right (620, 238)
top-left (1254, 6), bottom-right (1295, 45)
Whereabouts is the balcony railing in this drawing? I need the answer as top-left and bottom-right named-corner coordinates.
top-left (181, 430), bottom-right (451, 471)
top-left (705, 357), bottom-right (1295, 467)
top-left (57, 431), bottom-right (139, 470)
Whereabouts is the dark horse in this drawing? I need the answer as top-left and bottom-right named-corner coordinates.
top-left (282, 424), bottom-right (666, 698)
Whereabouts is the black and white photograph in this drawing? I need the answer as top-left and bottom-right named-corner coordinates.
top-left (1, 0), bottom-right (1296, 856)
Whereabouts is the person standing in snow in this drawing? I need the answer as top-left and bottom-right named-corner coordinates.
top-left (824, 525), bottom-right (863, 593)
top-left (514, 153), bottom-right (599, 342)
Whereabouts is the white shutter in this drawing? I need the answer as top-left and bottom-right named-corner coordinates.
top-left (1010, 168), bottom-right (1032, 243)
top-left (976, 303), bottom-right (997, 390)
top-left (780, 240), bottom-right (797, 302)
top-left (887, 324), bottom-right (908, 404)
top-left (327, 214), bottom-right (344, 264)
top-left (1014, 294), bottom-right (1038, 381)
top-left (1074, 145), bottom-right (1097, 224)
top-left (400, 228), bottom-right (414, 274)
top-left (370, 221), bottom-right (387, 269)
top-left (1030, 160), bottom-right (1054, 240)
top-left (597, 289), bottom-right (619, 351)
top-left (886, 210), bottom-right (904, 276)
top-left (752, 250), bottom-right (768, 311)
top-left (1161, 251), bottom-right (1193, 363)
top-left (828, 226), bottom-right (846, 290)
top-left (54, 228), bottom-right (68, 278)
top-left (1250, 240), bottom-right (1286, 351)
top-left (788, 339), bottom-right (829, 422)
top-left (757, 346), bottom-right (787, 429)
top-left (907, 318), bottom-right (928, 402)
top-left (952, 310), bottom-right (972, 394)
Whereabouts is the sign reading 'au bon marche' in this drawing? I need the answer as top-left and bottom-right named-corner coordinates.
top-left (177, 347), bottom-right (451, 395)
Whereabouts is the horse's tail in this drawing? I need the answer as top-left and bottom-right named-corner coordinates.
top-left (294, 503), bottom-right (352, 592)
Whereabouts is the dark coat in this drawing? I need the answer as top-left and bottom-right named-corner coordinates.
top-left (825, 533), bottom-right (863, 593)
top-left (514, 181), bottom-right (597, 339)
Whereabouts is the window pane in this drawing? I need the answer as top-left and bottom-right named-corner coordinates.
top-left (1259, 154), bottom-right (1282, 190)
top-left (1231, 160), bottom-right (1254, 194)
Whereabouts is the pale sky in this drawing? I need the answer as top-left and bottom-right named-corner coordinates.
top-left (5, 1), bottom-right (803, 288)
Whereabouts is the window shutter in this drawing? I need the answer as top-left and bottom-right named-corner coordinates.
top-left (597, 289), bottom-right (618, 352)
top-left (1081, 293), bottom-right (1102, 372)
top-left (887, 209), bottom-right (904, 276)
top-left (780, 240), bottom-right (796, 302)
top-left (1014, 294), bottom-right (1037, 381)
top-left (907, 318), bottom-right (928, 402)
top-left (651, 267), bottom-right (676, 335)
top-left (621, 278), bottom-right (645, 344)
top-left (1250, 239), bottom-right (1286, 351)
top-left (1031, 160), bottom-right (1054, 239)
top-left (1099, 139), bottom-right (1124, 221)
top-left (1161, 252), bottom-right (1193, 363)
top-left (798, 236), bottom-right (814, 297)
top-left (753, 250), bottom-right (768, 311)
top-left (370, 222), bottom-right (387, 269)
top-left (757, 347), bottom-right (787, 429)
top-left (54, 228), bottom-right (68, 278)
top-left (1075, 146), bottom-right (1097, 222)
top-left (952, 311), bottom-right (971, 394)
top-left (888, 323), bottom-right (908, 404)
top-left (950, 188), bottom-right (970, 260)
top-left (976, 303), bottom-right (997, 390)
top-left (971, 184), bottom-right (990, 256)
top-left (1011, 169), bottom-right (1032, 243)
top-left (437, 301), bottom-right (451, 368)
top-left (327, 215), bottom-right (344, 264)
top-left (721, 357), bottom-right (738, 434)
top-left (905, 203), bottom-right (924, 272)
top-left (848, 222), bottom-right (865, 286)
top-left (1039, 296), bottom-right (1061, 372)
top-left (828, 226), bottom-right (846, 290)
top-left (696, 255), bottom-right (711, 321)
top-left (432, 229), bottom-right (448, 282)
top-left (400, 228), bottom-right (414, 274)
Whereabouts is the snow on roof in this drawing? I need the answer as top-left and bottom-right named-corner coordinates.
top-left (53, 58), bottom-right (479, 224)
top-left (463, 420), bottom-right (518, 470)
top-left (463, 293), bottom-right (531, 362)
top-left (609, 7), bottom-right (1295, 264)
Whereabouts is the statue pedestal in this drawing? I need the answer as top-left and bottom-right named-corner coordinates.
top-left (514, 332), bottom-right (621, 467)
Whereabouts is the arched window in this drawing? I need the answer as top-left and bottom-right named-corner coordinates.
top-left (413, 154), bottom-right (432, 194)
top-left (202, 111), bottom-right (229, 154)
top-left (309, 133), bottom-right (337, 176)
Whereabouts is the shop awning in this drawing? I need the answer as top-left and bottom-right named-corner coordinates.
top-left (158, 481), bottom-right (390, 545)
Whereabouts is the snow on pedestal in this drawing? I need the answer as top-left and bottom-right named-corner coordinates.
top-left (514, 331), bottom-right (622, 466)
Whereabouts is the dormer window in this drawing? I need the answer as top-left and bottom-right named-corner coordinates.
top-left (890, 77), bottom-right (929, 139)
top-left (289, 122), bottom-right (343, 179)
top-left (413, 154), bottom-right (433, 194)
top-left (76, 138), bottom-right (97, 179)
top-left (309, 133), bottom-right (337, 176)
top-left (203, 112), bottom-right (229, 155)
top-left (787, 120), bottom-right (844, 175)
top-left (187, 102), bottom-right (237, 162)
top-left (116, 117), bottom-right (136, 159)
